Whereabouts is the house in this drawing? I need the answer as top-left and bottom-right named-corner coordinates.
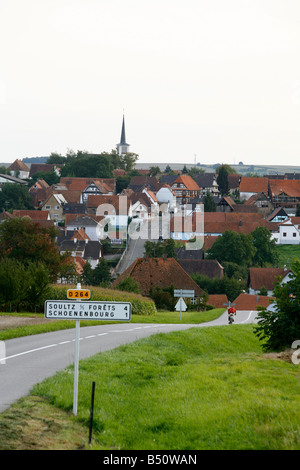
top-left (81, 180), bottom-right (114, 204)
top-left (29, 179), bottom-right (50, 208)
top-left (266, 207), bottom-right (289, 223)
top-left (271, 218), bottom-right (300, 245)
top-left (268, 179), bottom-right (300, 212)
top-left (208, 294), bottom-right (228, 308)
top-left (203, 212), bottom-right (274, 237)
top-left (7, 159), bottom-right (30, 179)
top-left (59, 177), bottom-right (116, 196)
top-left (112, 256), bottom-right (205, 298)
top-left (170, 211), bottom-right (204, 242)
top-left (59, 230), bottom-right (102, 269)
top-left (176, 246), bottom-right (204, 260)
top-left (239, 177), bottom-right (269, 201)
top-left (248, 267), bottom-right (292, 296)
top-left (171, 211), bottom-right (273, 241)
top-left (228, 174), bottom-right (241, 195)
top-left (12, 209), bottom-right (54, 228)
top-left (232, 293), bottom-right (274, 311)
top-left (41, 193), bottom-right (68, 222)
top-left (128, 175), bottom-right (159, 192)
top-left (12, 209), bottom-right (50, 220)
top-left (171, 174), bottom-right (201, 206)
top-left (193, 173), bottom-right (220, 197)
top-left (86, 194), bottom-right (131, 236)
top-left (0, 174), bottom-right (28, 185)
top-left (29, 163), bottom-right (62, 179)
top-left (65, 214), bottom-right (103, 241)
top-left (177, 259), bottom-right (224, 279)
top-left (243, 192), bottom-right (273, 215)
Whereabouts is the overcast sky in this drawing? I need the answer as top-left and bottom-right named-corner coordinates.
top-left (1, 0), bottom-right (300, 167)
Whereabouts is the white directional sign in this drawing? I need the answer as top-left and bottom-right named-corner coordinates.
top-left (174, 289), bottom-right (195, 298)
top-left (44, 300), bottom-right (131, 321)
top-left (175, 297), bottom-right (187, 312)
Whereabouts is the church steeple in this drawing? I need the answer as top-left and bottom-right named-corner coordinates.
top-left (117, 114), bottom-right (130, 156)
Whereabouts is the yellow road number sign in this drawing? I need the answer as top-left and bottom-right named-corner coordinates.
top-left (67, 289), bottom-right (91, 299)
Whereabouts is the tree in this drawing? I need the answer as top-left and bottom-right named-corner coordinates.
top-left (115, 276), bottom-right (141, 294)
top-left (203, 191), bottom-right (216, 212)
top-left (0, 259), bottom-right (50, 312)
top-left (0, 184), bottom-right (34, 212)
top-left (216, 165), bottom-right (230, 196)
top-left (251, 226), bottom-right (279, 266)
top-left (254, 260), bottom-right (300, 351)
top-left (149, 166), bottom-right (161, 177)
top-left (91, 258), bottom-right (111, 286)
top-left (206, 230), bottom-right (255, 266)
top-left (0, 218), bottom-right (65, 280)
top-left (60, 153), bottom-right (114, 178)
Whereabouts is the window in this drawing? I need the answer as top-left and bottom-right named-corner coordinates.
top-left (293, 233), bottom-right (297, 237)
top-left (283, 232), bottom-right (287, 237)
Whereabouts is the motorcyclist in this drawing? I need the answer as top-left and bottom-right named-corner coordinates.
top-left (228, 306), bottom-right (236, 324)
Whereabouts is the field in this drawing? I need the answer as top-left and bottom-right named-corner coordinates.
top-left (276, 245), bottom-right (300, 268)
top-left (0, 324), bottom-right (299, 450)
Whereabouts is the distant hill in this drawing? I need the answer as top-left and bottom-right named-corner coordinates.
top-left (135, 162), bottom-right (300, 176)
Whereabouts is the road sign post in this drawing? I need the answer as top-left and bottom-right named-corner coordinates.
top-left (174, 289), bottom-right (194, 321)
top-left (44, 285), bottom-right (131, 416)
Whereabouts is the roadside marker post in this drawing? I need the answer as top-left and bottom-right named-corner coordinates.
top-left (44, 284), bottom-right (132, 416)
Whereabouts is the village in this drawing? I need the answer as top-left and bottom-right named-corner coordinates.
top-left (1, 125), bottom-right (299, 315)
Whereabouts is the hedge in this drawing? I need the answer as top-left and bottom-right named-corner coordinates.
top-left (42, 284), bottom-right (157, 316)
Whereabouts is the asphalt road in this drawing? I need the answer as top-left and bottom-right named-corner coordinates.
top-left (0, 309), bottom-right (258, 413)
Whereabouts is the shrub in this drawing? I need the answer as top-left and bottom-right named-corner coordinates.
top-left (254, 260), bottom-right (300, 351)
top-left (39, 284), bottom-right (157, 316)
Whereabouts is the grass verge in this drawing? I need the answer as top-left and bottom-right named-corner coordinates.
top-left (0, 308), bottom-right (225, 340)
top-left (1, 324), bottom-right (299, 450)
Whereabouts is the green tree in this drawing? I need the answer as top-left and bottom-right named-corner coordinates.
top-left (0, 184), bottom-right (34, 212)
top-left (0, 218), bottom-right (65, 281)
top-left (203, 191), bottom-right (216, 212)
top-left (216, 165), bottom-right (230, 196)
top-left (115, 276), bottom-right (141, 294)
top-left (251, 226), bottom-right (279, 266)
top-left (206, 230), bottom-right (255, 266)
top-left (0, 259), bottom-right (50, 312)
top-left (149, 166), bottom-right (161, 177)
top-left (60, 153), bottom-right (114, 178)
top-left (254, 260), bottom-right (300, 351)
top-left (91, 258), bottom-right (111, 286)
top-left (81, 261), bottom-right (94, 286)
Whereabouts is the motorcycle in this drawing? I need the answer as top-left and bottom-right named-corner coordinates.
top-left (228, 313), bottom-right (235, 324)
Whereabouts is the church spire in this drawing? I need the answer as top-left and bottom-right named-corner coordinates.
top-left (117, 114), bottom-right (130, 156)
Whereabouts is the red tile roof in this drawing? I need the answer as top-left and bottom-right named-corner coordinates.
top-left (8, 159), bottom-right (30, 171)
top-left (173, 174), bottom-right (200, 191)
top-left (208, 294), bottom-right (228, 308)
top-left (113, 257), bottom-right (205, 297)
top-left (233, 293), bottom-right (274, 310)
top-left (249, 267), bottom-right (290, 290)
top-left (239, 177), bottom-right (269, 194)
top-left (12, 210), bottom-right (49, 220)
top-left (269, 179), bottom-right (300, 198)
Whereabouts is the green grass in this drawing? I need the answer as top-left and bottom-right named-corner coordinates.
top-left (276, 245), bottom-right (300, 268)
top-left (28, 325), bottom-right (300, 450)
top-left (0, 309), bottom-right (225, 340)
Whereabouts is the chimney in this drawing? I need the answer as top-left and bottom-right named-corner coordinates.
top-left (74, 238), bottom-right (77, 244)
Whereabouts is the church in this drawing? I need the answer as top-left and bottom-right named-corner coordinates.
top-left (116, 115), bottom-right (130, 156)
